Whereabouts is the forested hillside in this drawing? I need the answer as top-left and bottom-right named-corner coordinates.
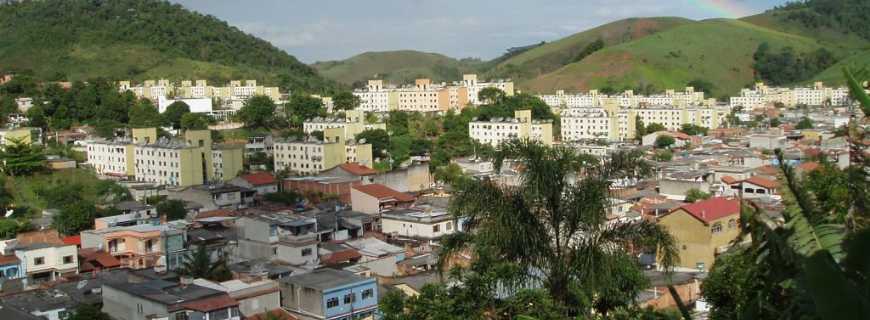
top-left (0, 0), bottom-right (336, 92)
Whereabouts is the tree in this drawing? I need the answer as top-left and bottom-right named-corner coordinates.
top-left (157, 199), bottom-right (187, 221)
top-left (53, 200), bottom-right (98, 236)
top-left (68, 303), bottom-right (112, 320)
top-left (178, 245), bottom-right (233, 282)
top-left (332, 91), bottom-right (360, 110)
top-left (0, 137), bottom-right (45, 176)
top-left (769, 117), bottom-right (782, 128)
top-left (387, 111), bottom-right (410, 136)
top-left (128, 100), bottom-right (162, 128)
top-left (180, 113), bottom-right (210, 130)
top-left (309, 130), bottom-right (324, 141)
top-left (679, 124), bottom-right (708, 136)
top-left (634, 116), bottom-right (646, 141)
top-left (478, 87), bottom-right (506, 104)
top-left (686, 79), bottom-right (715, 96)
top-left (388, 135), bottom-right (412, 167)
top-left (356, 129), bottom-right (390, 159)
top-left (572, 38), bottom-right (605, 63)
top-left (796, 116), bottom-right (814, 129)
top-left (684, 188), bottom-right (711, 203)
top-left (645, 123), bottom-right (666, 133)
top-left (162, 101), bottom-right (190, 129)
top-left (285, 94), bottom-right (324, 128)
top-left (442, 141), bottom-right (677, 316)
top-left (653, 149), bottom-right (673, 162)
top-left (264, 191), bottom-right (302, 206)
top-left (25, 104), bottom-right (48, 129)
top-left (237, 95), bottom-right (276, 128)
top-left (654, 135), bottom-right (676, 149)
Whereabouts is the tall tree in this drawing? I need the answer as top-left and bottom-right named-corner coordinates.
top-left (237, 95), bottom-right (276, 129)
top-left (128, 100), bottom-right (162, 128)
top-left (178, 245), bottom-right (233, 282)
top-left (284, 94), bottom-right (324, 128)
top-left (478, 87), bottom-right (506, 104)
top-left (332, 91), bottom-right (360, 110)
top-left (442, 141), bottom-right (677, 316)
top-left (162, 101), bottom-right (191, 129)
top-left (0, 137), bottom-right (45, 176)
top-left (180, 113), bottom-right (210, 130)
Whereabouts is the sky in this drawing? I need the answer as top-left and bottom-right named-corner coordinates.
top-left (171, 0), bottom-right (791, 63)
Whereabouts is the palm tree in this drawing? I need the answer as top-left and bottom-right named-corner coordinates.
top-left (178, 245), bottom-right (232, 282)
top-left (441, 140), bottom-right (678, 315)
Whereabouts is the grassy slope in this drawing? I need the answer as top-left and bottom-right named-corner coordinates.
top-left (488, 17), bottom-right (693, 80)
top-left (9, 169), bottom-right (110, 211)
top-left (0, 0), bottom-right (334, 91)
top-left (812, 50), bottom-right (870, 84)
top-left (524, 19), bottom-right (826, 96)
top-left (313, 50), bottom-right (482, 86)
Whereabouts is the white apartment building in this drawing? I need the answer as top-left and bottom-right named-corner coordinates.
top-left (355, 80), bottom-right (394, 113)
top-left (730, 82), bottom-right (851, 109)
top-left (85, 141), bottom-right (134, 177)
top-left (560, 108), bottom-right (612, 141)
top-left (396, 79), bottom-right (443, 113)
top-left (119, 79), bottom-right (282, 103)
top-left (462, 74), bottom-right (515, 106)
top-left (469, 110), bottom-right (554, 147)
top-left (352, 74), bottom-right (511, 113)
top-left (540, 88), bottom-right (706, 109)
top-left (134, 142), bottom-right (203, 187)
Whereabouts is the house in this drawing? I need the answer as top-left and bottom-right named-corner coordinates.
top-left (350, 184), bottom-right (416, 215)
top-left (642, 131), bottom-right (694, 148)
top-left (381, 207), bottom-right (457, 241)
top-left (284, 176), bottom-right (362, 204)
top-left (77, 248), bottom-right (122, 273)
top-left (187, 217), bottom-right (239, 265)
top-left (95, 201), bottom-right (159, 229)
top-left (0, 253), bottom-right (21, 280)
top-left (231, 172), bottom-right (279, 195)
top-left (235, 213), bottom-right (321, 264)
top-left (167, 184), bottom-right (256, 211)
top-left (749, 134), bottom-right (787, 150)
top-left (7, 230), bottom-right (78, 284)
top-left (737, 176), bottom-right (780, 199)
top-left (102, 279), bottom-right (241, 320)
top-left (658, 197), bottom-right (741, 270)
top-left (193, 278), bottom-right (281, 318)
top-left (80, 224), bottom-right (185, 270)
top-left (279, 268), bottom-right (378, 320)
top-left (344, 237), bottom-right (405, 277)
top-left (320, 163), bottom-right (378, 184)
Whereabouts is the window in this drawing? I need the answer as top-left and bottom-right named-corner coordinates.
top-left (446, 222), bottom-right (453, 231)
top-left (301, 248), bottom-right (312, 256)
top-left (145, 239), bottom-right (154, 253)
top-left (175, 312), bottom-right (189, 320)
top-left (362, 288), bottom-right (374, 299)
top-left (34, 257), bottom-right (44, 265)
top-left (432, 224), bottom-right (440, 233)
top-left (327, 297), bottom-right (340, 308)
top-left (344, 293), bottom-right (356, 304)
top-left (272, 247), bottom-right (278, 255)
top-left (728, 219), bottom-right (737, 229)
top-left (711, 222), bottom-right (723, 234)
top-left (63, 255), bottom-right (73, 264)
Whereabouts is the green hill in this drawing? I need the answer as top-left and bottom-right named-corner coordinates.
top-left (313, 50), bottom-right (483, 87)
top-left (812, 50), bottom-right (870, 84)
top-left (524, 19), bottom-right (835, 96)
top-left (487, 17), bottom-right (693, 81)
top-left (0, 0), bottom-right (335, 92)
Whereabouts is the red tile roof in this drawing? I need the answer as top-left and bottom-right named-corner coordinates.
top-left (62, 235), bottom-right (81, 246)
top-left (195, 209), bottom-right (235, 219)
top-left (743, 176), bottom-right (779, 189)
top-left (674, 197), bottom-right (740, 224)
top-left (321, 249), bottom-right (362, 266)
top-left (721, 176), bottom-right (738, 185)
top-left (353, 184), bottom-right (416, 202)
top-left (755, 165), bottom-right (779, 176)
top-left (242, 172), bottom-right (277, 186)
top-left (78, 248), bottom-right (121, 270)
top-left (178, 294), bottom-right (239, 312)
top-left (0, 254), bottom-right (19, 265)
top-left (797, 161), bottom-right (820, 172)
top-left (339, 163), bottom-right (378, 176)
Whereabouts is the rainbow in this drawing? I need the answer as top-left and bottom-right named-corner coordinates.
top-left (692, 0), bottom-right (755, 18)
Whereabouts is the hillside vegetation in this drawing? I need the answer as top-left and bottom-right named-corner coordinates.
top-left (487, 17), bottom-right (692, 81)
top-left (313, 50), bottom-right (483, 87)
top-left (524, 19), bottom-right (830, 96)
top-left (0, 0), bottom-right (336, 92)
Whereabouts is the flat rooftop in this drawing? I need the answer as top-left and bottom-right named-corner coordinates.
top-left (281, 268), bottom-right (371, 291)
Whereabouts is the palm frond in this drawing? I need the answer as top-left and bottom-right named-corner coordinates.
top-left (843, 67), bottom-right (870, 115)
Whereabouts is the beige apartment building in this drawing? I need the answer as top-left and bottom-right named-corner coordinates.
top-left (118, 79), bottom-right (282, 102)
top-left (730, 81), bottom-right (851, 109)
top-left (303, 110), bottom-right (387, 141)
top-left (353, 74), bottom-right (511, 113)
top-left (469, 110), bottom-right (553, 147)
top-left (273, 128), bottom-right (374, 175)
top-left (560, 104), bottom-right (728, 142)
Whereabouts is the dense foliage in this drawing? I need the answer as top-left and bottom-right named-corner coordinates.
top-left (0, 0), bottom-right (335, 92)
top-left (780, 0), bottom-right (870, 41)
top-left (572, 38), bottom-right (605, 63)
top-left (752, 43), bottom-right (836, 85)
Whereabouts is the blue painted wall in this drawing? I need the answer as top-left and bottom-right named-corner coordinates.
top-left (321, 278), bottom-right (378, 319)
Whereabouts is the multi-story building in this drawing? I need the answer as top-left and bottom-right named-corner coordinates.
top-left (469, 110), bottom-right (554, 147)
top-left (730, 82), bottom-right (851, 109)
top-left (80, 224), bottom-right (185, 270)
top-left (560, 104), bottom-right (728, 141)
top-left (304, 110), bottom-right (387, 141)
top-left (560, 108), bottom-right (612, 141)
top-left (279, 268), bottom-right (379, 320)
top-left (85, 128), bottom-right (243, 187)
top-left (102, 279), bottom-right (241, 320)
top-left (381, 207), bottom-right (458, 241)
top-left (540, 88), bottom-right (707, 109)
top-left (119, 79), bottom-right (282, 103)
top-left (352, 74), bottom-right (512, 113)
top-left (13, 242), bottom-right (78, 284)
top-left (273, 128), bottom-right (373, 175)
top-left (658, 197), bottom-right (741, 271)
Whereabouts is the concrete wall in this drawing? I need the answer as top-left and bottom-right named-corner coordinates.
top-left (381, 219), bottom-right (455, 239)
top-left (237, 290), bottom-right (281, 317)
top-left (659, 180), bottom-right (710, 201)
top-left (281, 283), bottom-right (324, 317)
top-left (276, 242), bottom-right (318, 266)
top-left (102, 285), bottom-right (170, 320)
top-left (350, 189), bottom-right (379, 215)
top-left (659, 210), bottom-right (740, 270)
top-left (373, 163), bottom-right (432, 193)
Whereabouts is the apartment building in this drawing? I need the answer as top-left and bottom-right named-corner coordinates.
top-left (540, 87), bottom-right (708, 109)
top-left (469, 110), bottom-right (554, 147)
top-left (353, 74), bottom-right (512, 113)
top-left (303, 110), bottom-right (387, 141)
top-left (86, 129), bottom-right (242, 187)
top-left (119, 79), bottom-right (282, 103)
top-left (273, 128), bottom-right (373, 175)
top-left (730, 82), bottom-right (851, 109)
top-left (561, 105), bottom-right (727, 141)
